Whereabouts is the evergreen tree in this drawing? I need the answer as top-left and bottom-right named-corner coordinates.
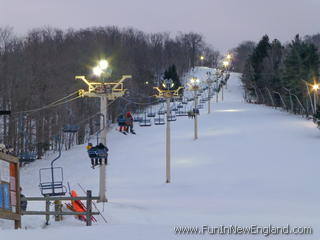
top-left (163, 64), bottom-right (182, 90)
top-left (250, 35), bottom-right (271, 87)
top-left (281, 35), bottom-right (320, 99)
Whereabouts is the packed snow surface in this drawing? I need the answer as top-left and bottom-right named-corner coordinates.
top-left (2, 67), bottom-right (319, 239)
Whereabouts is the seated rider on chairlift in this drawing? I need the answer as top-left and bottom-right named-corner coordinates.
top-left (117, 114), bottom-right (127, 132)
top-left (86, 142), bottom-right (109, 168)
top-left (125, 112), bottom-right (135, 134)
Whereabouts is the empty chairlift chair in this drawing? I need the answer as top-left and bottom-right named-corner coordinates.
top-left (139, 112), bottom-right (152, 127)
top-left (19, 152), bottom-right (37, 166)
top-left (147, 111), bottom-right (156, 118)
top-left (197, 104), bottom-right (204, 109)
top-left (39, 137), bottom-right (67, 197)
top-left (63, 124), bottom-right (80, 133)
top-left (167, 111), bottom-right (177, 122)
top-left (176, 109), bottom-right (188, 117)
top-left (154, 115), bottom-right (165, 125)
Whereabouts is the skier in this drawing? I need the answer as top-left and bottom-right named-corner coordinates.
top-left (125, 112), bottom-right (135, 134)
top-left (87, 143), bottom-right (109, 168)
top-left (117, 114), bottom-right (128, 134)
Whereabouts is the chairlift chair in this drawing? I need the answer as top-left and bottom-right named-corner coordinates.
top-left (154, 116), bottom-right (165, 125)
top-left (39, 167), bottom-right (67, 196)
top-left (176, 111), bottom-right (188, 117)
top-left (39, 136), bottom-right (67, 197)
top-left (193, 108), bottom-right (200, 115)
top-left (139, 112), bottom-right (152, 127)
top-left (19, 152), bottom-right (36, 166)
top-left (140, 118), bottom-right (152, 127)
top-left (63, 124), bottom-right (80, 133)
top-left (88, 146), bottom-right (109, 159)
top-left (167, 115), bottom-right (177, 122)
top-left (133, 116), bottom-right (143, 122)
top-left (158, 110), bottom-right (166, 115)
top-left (197, 104), bottom-right (204, 109)
top-left (147, 112), bottom-right (156, 118)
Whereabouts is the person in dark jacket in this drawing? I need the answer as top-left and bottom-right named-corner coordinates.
top-left (20, 187), bottom-right (27, 211)
top-left (87, 143), bottom-right (109, 168)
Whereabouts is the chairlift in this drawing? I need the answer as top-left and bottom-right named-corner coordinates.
top-left (193, 108), bottom-right (200, 115)
top-left (147, 112), bottom-right (156, 118)
top-left (167, 115), bottom-right (177, 122)
top-left (176, 111), bottom-right (188, 117)
top-left (133, 116), bottom-right (143, 122)
top-left (39, 136), bottom-right (67, 197)
top-left (177, 104), bottom-right (183, 109)
top-left (87, 143), bottom-right (109, 167)
top-left (154, 116), bottom-right (165, 125)
top-left (158, 110), bottom-right (166, 115)
top-left (147, 105), bottom-right (156, 118)
top-left (19, 152), bottom-right (36, 166)
top-left (140, 119), bottom-right (152, 127)
top-left (182, 101), bottom-right (188, 105)
top-left (63, 124), bottom-right (80, 133)
top-left (139, 112), bottom-right (152, 127)
top-left (197, 104), bottom-right (204, 109)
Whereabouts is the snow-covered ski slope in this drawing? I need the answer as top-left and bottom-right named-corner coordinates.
top-left (3, 67), bottom-right (320, 239)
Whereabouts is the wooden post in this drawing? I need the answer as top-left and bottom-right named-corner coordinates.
top-left (15, 161), bottom-right (21, 229)
top-left (86, 190), bottom-right (92, 226)
top-left (45, 198), bottom-right (50, 225)
top-left (54, 200), bottom-right (62, 221)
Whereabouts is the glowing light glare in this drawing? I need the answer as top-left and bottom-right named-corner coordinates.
top-left (313, 84), bottom-right (319, 91)
top-left (223, 61), bottom-right (230, 67)
top-left (200, 56), bottom-right (205, 60)
top-left (93, 66), bottom-right (103, 77)
top-left (190, 77), bottom-right (200, 87)
top-left (226, 54), bottom-right (232, 60)
top-left (98, 59), bottom-right (109, 70)
top-left (145, 81), bottom-right (149, 85)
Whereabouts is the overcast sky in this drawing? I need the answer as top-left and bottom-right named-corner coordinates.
top-left (1, 0), bottom-right (320, 52)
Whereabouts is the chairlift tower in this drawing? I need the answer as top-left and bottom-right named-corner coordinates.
top-left (188, 77), bottom-right (201, 140)
top-left (76, 75), bottom-right (132, 202)
top-left (206, 72), bottom-right (214, 114)
top-left (154, 80), bottom-right (183, 183)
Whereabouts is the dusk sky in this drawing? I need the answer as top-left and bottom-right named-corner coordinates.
top-left (1, 0), bottom-right (320, 52)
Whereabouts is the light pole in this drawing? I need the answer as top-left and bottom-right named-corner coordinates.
top-left (313, 83), bottom-right (319, 113)
top-left (189, 77), bottom-right (200, 140)
top-left (154, 79), bottom-right (183, 183)
top-left (206, 72), bottom-right (214, 114)
top-left (200, 55), bottom-right (205, 66)
top-left (93, 60), bottom-right (109, 203)
top-left (77, 59), bottom-right (131, 202)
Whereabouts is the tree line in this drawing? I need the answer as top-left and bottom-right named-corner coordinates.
top-left (0, 26), bottom-right (219, 158)
top-left (233, 34), bottom-right (320, 115)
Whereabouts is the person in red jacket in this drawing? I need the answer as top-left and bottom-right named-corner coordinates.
top-left (125, 112), bottom-right (135, 134)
